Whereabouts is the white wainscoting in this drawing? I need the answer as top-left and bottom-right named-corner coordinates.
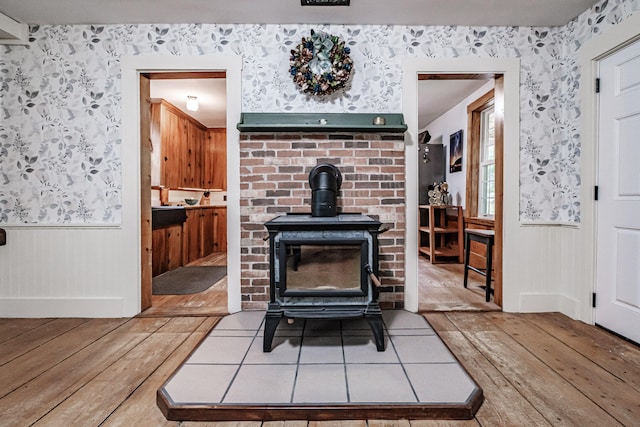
top-left (0, 226), bottom-right (139, 317)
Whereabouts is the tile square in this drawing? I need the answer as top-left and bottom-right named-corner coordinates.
top-left (342, 335), bottom-right (398, 363)
top-left (187, 336), bottom-right (253, 364)
top-left (213, 311), bottom-right (264, 331)
top-left (224, 364), bottom-right (297, 404)
top-left (390, 335), bottom-right (456, 363)
top-left (244, 335), bottom-right (301, 364)
top-left (299, 335), bottom-right (344, 364)
top-left (404, 363), bottom-right (478, 403)
top-left (164, 364), bottom-right (238, 404)
top-left (341, 317), bottom-right (371, 330)
top-left (293, 364), bottom-right (348, 403)
top-left (346, 364), bottom-right (417, 403)
top-left (383, 310), bottom-right (432, 330)
top-left (387, 328), bottom-right (435, 337)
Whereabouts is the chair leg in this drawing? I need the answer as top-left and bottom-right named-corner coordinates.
top-left (463, 232), bottom-right (471, 288)
top-left (485, 241), bottom-right (493, 302)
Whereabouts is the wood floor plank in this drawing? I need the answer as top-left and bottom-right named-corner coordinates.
top-left (422, 313), bottom-right (458, 332)
top-left (489, 313), bottom-right (640, 425)
top-left (522, 312), bottom-right (640, 392)
top-left (0, 317), bottom-right (88, 365)
top-left (409, 420), bottom-right (480, 426)
top-left (461, 328), bottom-right (621, 426)
top-left (181, 422), bottom-right (262, 427)
top-left (262, 422), bottom-right (309, 427)
top-left (0, 318), bottom-right (53, 343)
top-left (101, 317), bottom-right (218, 427)
top-left (32, 318), bottom-right (205, 426)
top-left (368, 420), bottom-right (411, 427)
top-left (0, 317), bottom-right (127, 398)
top-left (443, 311), bottom-right (502, 332)
top-left (435, 329), bottom-right (550, 427)
top-left (0, 317), bottom-right (170, 426)
top-left (308, 422), bottom-right (366, 427)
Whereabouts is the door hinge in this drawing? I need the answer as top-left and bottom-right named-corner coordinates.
top-left (592, 292), bottom-right (597, 308)
top-left (594, 185), bottom-right (599, 201)
top-left (595, 78), bottom-right (600, 93)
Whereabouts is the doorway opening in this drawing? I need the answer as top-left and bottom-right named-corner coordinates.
top-left (139, 71), bottom-right (229, 317)
top-left (415, 73), bottom-right (503, 312)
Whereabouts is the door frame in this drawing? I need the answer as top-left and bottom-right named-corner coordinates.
top-left (578, 12), bottom-right (640, 325)
top-left (402, 57), bottom-right (520, 313)
top-left (121, 55), bottom-right (243, 314)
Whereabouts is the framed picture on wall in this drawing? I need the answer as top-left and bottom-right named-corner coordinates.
top-left (449, 129), bottom-right (463, 173)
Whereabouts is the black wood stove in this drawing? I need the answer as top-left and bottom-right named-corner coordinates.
top-left (263, 164), bottom-right (386, 352)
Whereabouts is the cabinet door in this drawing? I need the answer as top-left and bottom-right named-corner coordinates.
top-left (165, 225), bottom-right (183, 271)
top-left (201, 209), bottom-right (216, 256)
top-left (204, 128), bottom-right (227, 190)
top-left (152, 228), bottom-right (167, 277)
top-left (213, 207), bottom-right (227, 252)
top-left (161, 106), bottom-right (185, 188)
top-left (184, 121), bottom-right (204, 188)
top-left (183, 209), bottom-right (202, 264)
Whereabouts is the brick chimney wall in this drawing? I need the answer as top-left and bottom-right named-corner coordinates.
top-left (239, 132), bottom-right (406, 310)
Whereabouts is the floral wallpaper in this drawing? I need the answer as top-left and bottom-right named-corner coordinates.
top-left (0, 0), bottom-right (637, 224)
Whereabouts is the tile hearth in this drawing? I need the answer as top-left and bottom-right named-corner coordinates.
top-left (158, 310), bottom-right (483, 421)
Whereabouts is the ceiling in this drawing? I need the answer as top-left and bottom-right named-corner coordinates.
top-left (0, 0), bottom-right (599, 130)
top-left (0, 0), bottom-right (599, 27)
top-left (150, 79), bottom-right (227, 128)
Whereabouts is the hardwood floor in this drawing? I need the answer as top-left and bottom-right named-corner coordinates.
top-left (418, 256), bottom-right (501, 312)
top-left (1, 312), bottom-right (639, 426)
top-left (141, 252), bottom-right (229, 317)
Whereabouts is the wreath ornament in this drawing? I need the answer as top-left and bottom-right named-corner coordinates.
top-left (289, 30), bottom-right (353, 95)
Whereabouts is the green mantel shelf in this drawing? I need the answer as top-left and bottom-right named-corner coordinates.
top-left (236, 112), bottom-right (408, 133)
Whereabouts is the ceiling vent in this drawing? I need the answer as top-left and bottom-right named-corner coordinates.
top-left (301, 0), bottom-right (350, 5)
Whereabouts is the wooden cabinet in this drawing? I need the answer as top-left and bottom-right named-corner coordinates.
top-left (181, 207), bottom-right (228, 265)
top-left (419, 205), bottom-right (463, 263)
top-left (204, 128), bottom-right (227, 190)
top-left (213, 207), bottom-right (227, 251)
top-left (183, 209), bottom-right (202, 265)
top-left (151, 99), bottom-right (214, 189)
top-left (152, 224), bottom-right (183, 276)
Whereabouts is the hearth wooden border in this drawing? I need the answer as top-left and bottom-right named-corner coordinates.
top-left (157, 394), bottom-right (484, 421)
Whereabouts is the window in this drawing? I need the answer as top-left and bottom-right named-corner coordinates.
top-left (479, 107), bottom-right (495, 217)
top-left (465, 88), bottom-right (494, 218)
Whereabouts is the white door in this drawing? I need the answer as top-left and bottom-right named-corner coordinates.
top-left (595, 38), bottom-right (640, 344)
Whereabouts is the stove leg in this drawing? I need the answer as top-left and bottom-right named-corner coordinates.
top-left (366, 313), bottom-right (385, 351)
top-left (263, 312), bottom-right (282, 352)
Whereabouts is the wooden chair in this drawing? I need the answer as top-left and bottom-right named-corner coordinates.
top-left (463, 229), bottom-right (495, 302)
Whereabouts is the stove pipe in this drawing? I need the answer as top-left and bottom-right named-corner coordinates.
top-left (309, 164), bottom-right (342, 217)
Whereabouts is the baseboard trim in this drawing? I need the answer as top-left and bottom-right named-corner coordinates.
top-left (0, 297), bottom-right (126, 318)
top-left (518, 293), bottom-right (580, 319)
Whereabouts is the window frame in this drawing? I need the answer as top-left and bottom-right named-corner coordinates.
top-left (465, 89), bottom-right (495, 217)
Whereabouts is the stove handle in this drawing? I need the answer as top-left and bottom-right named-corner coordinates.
top-left (364, 264), bottom-right (381, 287)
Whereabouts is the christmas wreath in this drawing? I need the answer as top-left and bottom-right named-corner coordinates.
top-left (289, 30), bottom-right (353, 95)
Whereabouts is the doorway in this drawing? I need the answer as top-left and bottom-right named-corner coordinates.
top-left (416, 73), bottom-right (502, 312)
top-left (401, 57), bottom-right (520, 313)
top-left (140, 72), bottom-right (229, 317)
top-left (120, 54), bottom-right (242, 317)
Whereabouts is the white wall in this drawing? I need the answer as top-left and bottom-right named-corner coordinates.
top-left (422, 80), bottom-right (494, 208)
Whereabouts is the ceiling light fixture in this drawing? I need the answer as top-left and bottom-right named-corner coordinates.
top-left (186, 96), bottom-right (199, 112)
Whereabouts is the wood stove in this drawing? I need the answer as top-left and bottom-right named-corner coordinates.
top-left (263, 164), bottom-right (386, 352)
